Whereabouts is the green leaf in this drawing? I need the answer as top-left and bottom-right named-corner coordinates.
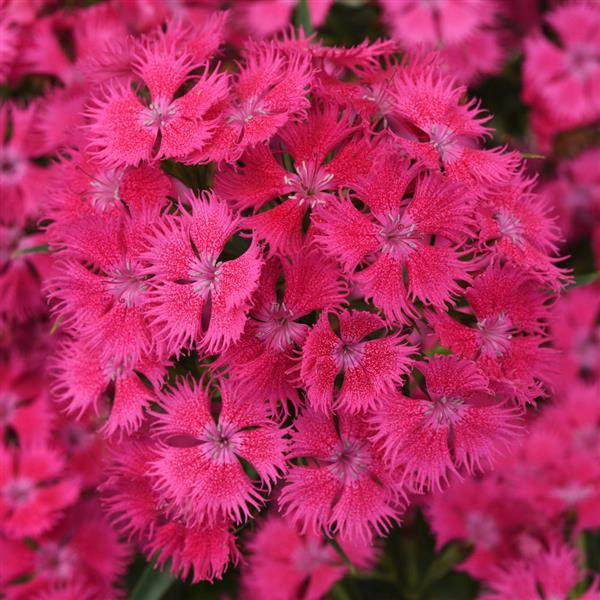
top-left (11, 243), bottom-right (50, 257)
top-left (294, 0), bottom-right (314, 35)
top-left (129, 561), bottom-right (175, 600)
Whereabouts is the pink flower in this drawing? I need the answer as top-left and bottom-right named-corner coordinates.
top-left (0, 348), bottom-right (51, 445)
top-left (279, 409), bottom-right (405, 543)
top-left (150, 377), bottom-right (288, 525)
top-left (370, 355), bottom-right (521, 491)
top-left (0, 229), bottom-right (51, 324)
top-left (482, 544), bottom-right (597, 600)
top-left (317, 148), bottom-right (474, 321)
top-left (381, 0), bottom-right (505, 84)
top-left (0, 444), bottom-right (79, 538)
top-left (142, 190), bottom-right (263, 354)
top-left (430, 264), bottom-right (556, 405)
top-left (190, 41), bottom-right (313, 163)
top-left (47, 213), bottom-right (156, 366)
top-left (0, 102), bottom-right (49, 226)
top-left (479, 172), bottom-right (570, 290)
top-left (218, 247), bottom-right (347, 414)
top-left (426, 477), bottom-right (550, 580)
top-left (103, 437), bottom-right (239, 583)
top-left (300, 310), bottom-right (415, 413)
top-left (389, 70), bottom-right (520, 189)
top-left (215, 106), bottom-right (372, 255)
top-left (0, 500), bottom-right (129, 600)
top-left (242, 514), bottom-right (375, 600)
top-left (86, 30), bottom-right (228, 167)
top-left (51, 337), bottom-right (165, 437)
top-left (550, 284), bottom-right (600, 384)
top-left (542, 148), bottom-right (600, 243)
top-left (523, 2), bottom-right (600, 148)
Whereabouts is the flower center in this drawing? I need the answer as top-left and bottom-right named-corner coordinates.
top-left (333, 338), bottom-right (365, 370)
top-left (495, 208), bottom-right (524, 244)
top-left (0, 392), bottom-right (18, 425)
top-left (552, 482), bottom-right (594, 504)
top-left (477, 314), bottom-right (514, 357)
top-left (423, 395), bottom-right (466, 429)
top-left (327, 437), bottom-right (371, 482)
top-left (199, 420), bottom-right (242, 464)
top-left (88, 168), bottom-right (124, 212)
top-left (229, 95), bottom-right (267, 126)
top-left (255, 302), bottom-right (304, 350)
top-left (284, 161), bottom-right (334, 207)
top-left (3, 476), bottom-right (35, 507)
top-left (105, 260), bottom-right (147, 307)
top-left (293, 538), bottom-right (331, 574)
top-left (140, 95), bottom-right (177, 130)
top-left (0, 146), bottom-right (26, 184)
top-left (36, 543), bottom-right (76, 580)
top-left (465, 511), bottom-right (500, 550)
top-left (377, 213), bottom-right (420, 257)
top-left (189, 254), bottom-right (222, 298)
top-left (428, 123), bottom-right (461, 164)
top-left (569, 44), bottom-right (598, 79)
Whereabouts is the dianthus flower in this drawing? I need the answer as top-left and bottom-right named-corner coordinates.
top-left (279, 409), bottom-right (405, 543)
top-left (103, 437), bottom-right (239, 583)
top-left (142, 190), bottom-right (263, 354)
top-left (150, 377), bottom-right (288, 525)
top-left (300, 310), bottom-right (415, 413)
top-left (0, 500), bottom-right (129, 600)
top-left (86, 30), bottom-right (228, 167)
top-left (317, 146), bottom-right (475, 321)
top-left (430, 264), bottom-right (557, 405)
top-left (217, 246), bottom-right (347, 414)
top-left (241, 514), bottom-right (375, 600)
top-left (523, 2), bottom-right (600, 148)
top-left (482, 544), bottom-right (599, 600)
top-left (215, 106), bottom-right (372, 255)
top-left (370, 355), bottom-right (521, 491)
top-left (0, 102), bottom-right (49, 226)
top-left (188, 41), bottom-right (314, 163)
top-left (0, 444), bottom-right (79, 538)
top-left (380, 0), bottom-right (505, 84)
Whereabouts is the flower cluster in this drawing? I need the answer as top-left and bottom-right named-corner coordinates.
top-left (427, 282), bottom-right (600, 599)
top-left (0, 1), bottom-right (596, 598)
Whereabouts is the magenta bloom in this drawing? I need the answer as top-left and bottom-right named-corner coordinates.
top-left (0, 500), bottom-right (129, 600)
top-left (381, 0), bottom-right (505, 84)
top-left (301, 310), bottom-right (415, 413)
top-left (150, 377), bottom-right (288, 525)
top-left (103, 438), bottom-right (240, 583)
top-left (143, 190), bottom-right (263, 355)
top-left (242, 514), bottom-right (375, 600)
top-left (215, 106), bottom-right (372, 255)
top-left (47, 213), bottom-right (156, 366)
top-left (86, 30), bottom-right (228, 167)
top-left (430, 264), bottom-right (557, 406)
top-left (191, 41), bottom-right (314, 163)
top-left (479, 173), bottom-right (569, 290)
top-left (0, 444), bottom-right (79, 538)
top-left (370, 355), bottom-right (521, 491)
top-left (317, 147), bottom-right (474, 321)
top-left (218, 247), bottom-right (347, 414)
top-left (51, 338), bottom-right (164, 437)
top-left (0, 102), bottom-right (49, 226)
top-left (279, 409), bottom-right (405, 543)
top-left (389, 71), bottom-right (519, 189)
top-left (523, 2), bottom-right (600, 147)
